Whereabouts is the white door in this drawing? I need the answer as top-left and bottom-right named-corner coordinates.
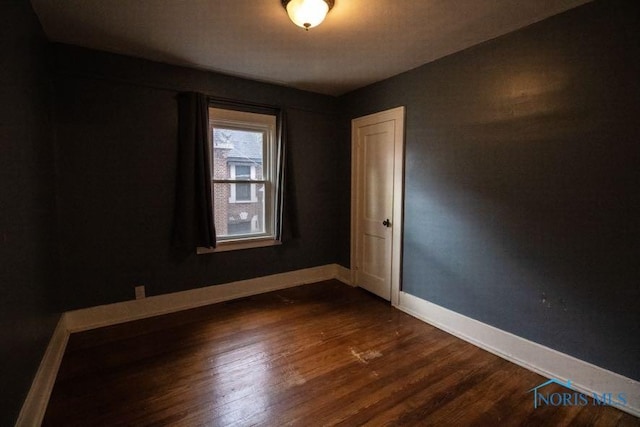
top-left (351, 107), bottom-right (405, 303)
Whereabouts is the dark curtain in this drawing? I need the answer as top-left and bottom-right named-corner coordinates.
top-left (274, 109), bottom-right (286, 241)
top-left (277, 109), bottom-right (299, 241)
top-left (172, 92), bottom-right (215, 255)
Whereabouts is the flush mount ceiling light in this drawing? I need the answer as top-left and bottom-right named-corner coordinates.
top-left (282, 0), bottom-right (335, 30)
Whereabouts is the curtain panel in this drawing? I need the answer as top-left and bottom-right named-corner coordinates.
top-left (172, 92), bottom-right (216, 255)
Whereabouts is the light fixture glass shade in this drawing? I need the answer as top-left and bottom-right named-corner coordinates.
top-left (285, 0), bottom-right (330, 30)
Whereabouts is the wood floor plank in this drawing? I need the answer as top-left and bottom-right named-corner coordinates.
top-left (43, 280), bottom-right (639, 426)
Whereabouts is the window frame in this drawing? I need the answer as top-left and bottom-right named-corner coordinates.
top-left (198, 107), bottom-right (281, 253)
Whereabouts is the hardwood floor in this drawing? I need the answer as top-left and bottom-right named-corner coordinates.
top-left (43, 280), bottom-right (638, 426)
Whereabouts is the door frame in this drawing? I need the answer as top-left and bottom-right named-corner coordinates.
top-left (350, 106), bottom-right (405, 306)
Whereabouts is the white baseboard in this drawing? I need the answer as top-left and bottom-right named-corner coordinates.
top-left (65, 264), bottom-right (341, 332)
top-left (334, 264), bottom-right (353, 286)
top-left (15, 316), bottom-right (70, 427)
top-left (398, 291), bottom-right (640, 418)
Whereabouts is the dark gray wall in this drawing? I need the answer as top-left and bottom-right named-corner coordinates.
top-left (342, 0), bottom-right (640, 380)
top-left (0, 1), bottom-right (60, 424)
top-left (51, 45), bottom-right (343, 310)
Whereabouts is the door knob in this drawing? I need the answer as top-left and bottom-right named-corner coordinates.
top-left (382, 218), bottom-right (391, 227)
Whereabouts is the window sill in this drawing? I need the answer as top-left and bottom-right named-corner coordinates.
top-left (197, 238), bottom-right (281, 254)
top-left (228, 199), bottom-right (258, 204)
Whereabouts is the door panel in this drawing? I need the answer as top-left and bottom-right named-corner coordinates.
top-left (355, 121), bottom-right (395, 300)
top-left (363, 234), bottom-right (385, 279)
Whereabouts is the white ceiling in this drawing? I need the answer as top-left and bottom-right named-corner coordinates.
top-left (31, 0), bottom-right (591, 96)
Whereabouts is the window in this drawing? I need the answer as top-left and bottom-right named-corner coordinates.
top-left (229, 163), bottom-right (257, 203)
top-left (205, 107), bottom-right (281, 252)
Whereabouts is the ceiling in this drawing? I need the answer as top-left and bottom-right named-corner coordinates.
top-left (31, 0), bottom-right (591, 96)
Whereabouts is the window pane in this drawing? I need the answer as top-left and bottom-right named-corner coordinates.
top-left (212, 128), bottom-right (263, 180)
top-left (213, 183), bottom-right (265, 238)
top-left (235, 183), bottom-right (251, 201)
top-left (235, 165), bottom-right (251, 180)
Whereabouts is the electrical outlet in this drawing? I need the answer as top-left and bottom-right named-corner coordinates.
top-left (135, 285), bottom-right (146, 300)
